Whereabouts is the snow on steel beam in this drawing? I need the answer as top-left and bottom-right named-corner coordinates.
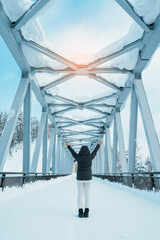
top-left (51, 95), bottom-right (79, 106)
top-left (84, 93), bottom-right (118, 106)
top-left (22, 38), bottom-right (78, 70)
top-left (0, 4), bottom-right (30, 73)
top-left (114, 0), bottom-right (151, 33)
top-left (31, 67), bottom-right (75, 75)
top-left (12, 0), bottom-right (55, 30)
top-left (83, 116), bottom-right (107, 123)
top-left (55, 116), bottom-right (79, 123)
top-left (87, 38), bottom-right (143, 69)
top-left (89, 73), bottom-right (121, 91)
top-left (85, 106), bottom-right (109, 116)
top-left (49, 104), bottom-right (76, 108)
top-left (89, 67), bottom-right (133, 76)
top-left (42, 73), bottom-right (75, 91)
top-left (53, 106), bottom-right (77, 116)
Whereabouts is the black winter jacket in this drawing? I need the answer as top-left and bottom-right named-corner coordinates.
top-left (67, 144), bottom-right (100, 180)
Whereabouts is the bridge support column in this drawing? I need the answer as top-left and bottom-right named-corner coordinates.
top-left (31, 110), bottom-right (47, 172)
top-left (115, 111), bottom-right (127, 172)
top-left (42, 113), bottom-right (48, 173)
top-left (0, 76), bottom-right (29, 171)
top-left (99, 146), bottom-right (103, 174)
top-left (134, 77), bottom-right (160, 171)
top-left (56, 135), bottom-right (60, 174)
top-left (106, 127), bottom-right (113, 173)
top-left (128, 85), bottom-right (138, 172)
top-left (104, 128), bottom-right (108, 174)
top-left (46, 126), bottom-right (55, 173)
top-left (23, 82), bottom-right (31, 173)
top-left (52, 130), bottom-right (56, 174)
top-left (112, 116), bottom-right (117, 173)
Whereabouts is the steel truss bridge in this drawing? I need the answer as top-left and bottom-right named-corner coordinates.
top-left (0, 0), bottom-right (160, 190)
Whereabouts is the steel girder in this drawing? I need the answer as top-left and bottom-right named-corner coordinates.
top-left (0, 0), bottom-right (160, 175)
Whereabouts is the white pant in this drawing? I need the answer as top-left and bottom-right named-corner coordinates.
top-left (77, 180), bottom-right (91, 209)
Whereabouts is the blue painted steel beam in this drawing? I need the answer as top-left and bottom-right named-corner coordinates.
top-left (42, 73), bottom-right (75, 91)
top-left (112, 116), bottom-right (118, 173)
top-left (46, 127), bottom-right (55, 173)
top-left (106, 127), bottom-right (113, 173)
top-left (52, 131), bottom-right (56, 174)
top-left (87, 38), bottom-right (143, 69)
top-left (115, 111), bottom-right (127, 172)
top-left (23, 83), bottom-right (31, 173)
top-left (31, 111), bottom-right (47, 172)
top-left (22, 38), bottom-right (77, 70)
top-left (89, 67), bottom-right (133, 76)
top-left (42, 113), bottom-right (48, 173)
top-left (89, 73), bottom-right (121, 91)
top-left (128, 85), bottom-right (138, 172)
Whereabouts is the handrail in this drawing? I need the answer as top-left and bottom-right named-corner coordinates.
top-left (0, 173), bottom-right (70, 191)
top-left (93, 172), bottom-right (160, 191)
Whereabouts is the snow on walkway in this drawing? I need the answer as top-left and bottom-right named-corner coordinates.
top-left (0, 175), bottom-right (160, 240)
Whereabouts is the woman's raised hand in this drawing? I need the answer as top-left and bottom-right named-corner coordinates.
top-left (65, 142), bottom-right (70, 147)
top-left (98, 141), bottom-right (102, 146)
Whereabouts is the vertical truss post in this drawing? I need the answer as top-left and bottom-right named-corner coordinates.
top-left (52, 130), bottom-right (56, 174)
top-left (134, 77), bottom-right (160, 171)
top-left (128, 85), bottom-right (138, 172)
top-left (112, 116), bottom-right (118, 173)
top-left (56, 135), bottom-right (60, 174)
top-left (42, 113), bottom-right (48, 173)
top-left (0, 76), bottom-right (29, 171)
top-left (106, 127), bottom-right (113, 173)
top-left (99, 146), bottom-right (102, 174)
top-left (54, 134), bottom-right (58, 174)
top-left (23, 82), bottom-right (31, 173)
top-left (59, 142), bottom-right (62, 174)
top-left (46, 127), bottom-right (55, 173)
top-left (96, 150), bottom-right (100, 174)
top-left (115, 111), bottom-right (127, 172)
top-left (31, 110), bottom-right (47, 172)
top-left (104, 128), bottom-right (108, 174)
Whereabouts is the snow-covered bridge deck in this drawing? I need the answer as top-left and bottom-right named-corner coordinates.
top-left (0, 175), bottom-right (160, 240)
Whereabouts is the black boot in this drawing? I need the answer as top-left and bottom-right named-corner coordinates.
top-left (78, 208), bottom-right (83, 218)
top-left (84, 208), bottom-right (89, 218)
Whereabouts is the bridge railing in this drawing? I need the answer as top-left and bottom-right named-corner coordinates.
top-left (0, 172), bottom-right (70, 191)
top-left (93, 172), bottom-right (160, 191)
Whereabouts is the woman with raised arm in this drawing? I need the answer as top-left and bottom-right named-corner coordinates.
top-left (65, 141), bottom-right (102, 218)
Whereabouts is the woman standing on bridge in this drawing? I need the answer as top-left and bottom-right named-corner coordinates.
top-left (65, 141), bottom-right (102, 218)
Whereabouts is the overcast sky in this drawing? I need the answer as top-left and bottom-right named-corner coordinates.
top-left (0, 0), bottom-right (160, 159)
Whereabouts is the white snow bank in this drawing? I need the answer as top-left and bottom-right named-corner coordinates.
top-left (1, 0), bottom-right (33, 22)
top-left (93, 23), bottom-right (143, 70)
top-left (0, 175), bottom-right (159, 240)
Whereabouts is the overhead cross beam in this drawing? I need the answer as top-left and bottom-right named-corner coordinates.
top-left (41, 73), bottom-right (76, 91)
top-left (89, 73), bottom-right (122, 91)
top-left (22, 38), bottom-right (78, 70)
top-left (87, 38), bottom-right (143, 69)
